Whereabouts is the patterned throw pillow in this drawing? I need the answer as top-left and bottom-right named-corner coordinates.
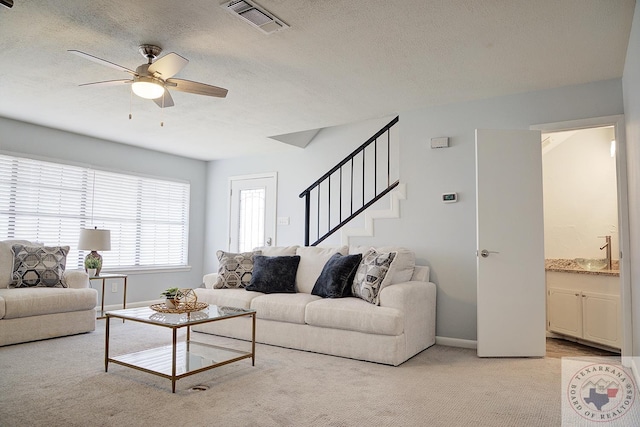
top-left (214, 250), bottom-right (261, 289)
top-left (351, 248), bottom-right (396, 305)
top-left (10, 244), bottom-right (69, 288)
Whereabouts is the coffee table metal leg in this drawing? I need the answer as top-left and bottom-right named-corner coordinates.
top-left (172, 327), bottom-right (177, 393)
top-left (105, 315), bottom-right (110, 372)
top-left (121, 277), bottom-right (127, 323)
top-left (252, 312), bottom-right (256, 366)
top-left (101, 278), bottom-right (106, 318)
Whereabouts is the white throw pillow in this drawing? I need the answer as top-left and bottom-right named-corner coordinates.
top-left (295, 246), bottom-right (348, 293)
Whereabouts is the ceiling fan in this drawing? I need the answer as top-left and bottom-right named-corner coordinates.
top-left (68, 44), bottom-right (228, 108)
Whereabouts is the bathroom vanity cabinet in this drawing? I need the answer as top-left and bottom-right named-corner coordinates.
top-left (546, 271), bottom-right (621, 349)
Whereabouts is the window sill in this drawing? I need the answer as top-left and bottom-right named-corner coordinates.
top-left (69, 266), bottom-right (192, 275)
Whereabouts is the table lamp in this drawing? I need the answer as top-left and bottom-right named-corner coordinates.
top-left (78, 227), bottom-right (111, 276)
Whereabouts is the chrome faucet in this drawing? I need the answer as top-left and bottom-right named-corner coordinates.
top-left (599, 235), bottom-right (612, 270)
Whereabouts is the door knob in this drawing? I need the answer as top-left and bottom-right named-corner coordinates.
top-left (480, 249), bottom-right (500, 258)
top-left (266, 237), bottom-right (272, 246)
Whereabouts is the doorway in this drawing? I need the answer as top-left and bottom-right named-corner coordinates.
top-left (228, 173), bottom-right (277, 252)
top-left (533, 116), bottom-right (631, 359)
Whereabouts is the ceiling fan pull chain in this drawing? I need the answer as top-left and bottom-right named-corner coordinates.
top-left (160, 92), bottom-right (165, 127)
top-left (129, 87), bottom-right (133, 120)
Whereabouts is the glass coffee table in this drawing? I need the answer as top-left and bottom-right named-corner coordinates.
top-left (105, 305), bottom-right (256, 393)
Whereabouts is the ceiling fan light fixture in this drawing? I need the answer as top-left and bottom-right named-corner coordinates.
top-left (132, 77), bottom-right (164, 99)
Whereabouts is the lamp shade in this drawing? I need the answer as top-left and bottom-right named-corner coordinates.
top-left (78, 228), bottom-right (111, 251)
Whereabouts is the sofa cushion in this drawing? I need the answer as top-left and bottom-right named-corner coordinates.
top-left (295, 246), bottom-right (348, 294)
top-left (194, 288), bottom-right (263, 310)
top-left (253, 246), bottom-right (299, 256)
top-left (0, 295), bottom-right (5, 319)
top-left (250, 293), bottom-right (321, 324)
top-left (0, 288), bottom-right (97, 319)
top-left (350, 246), bottom-right (415, 286)
top-left (214, 250), bottom-right (261, 289)
top-left (311, 253), bottom-right (362, 298)
top-left (352, 248), bottom-right (396, 305)
top-left (63, 270), bottom-right (90, 289)
top-left (305, 297), bottom-right (404, 336)
top-left (246, 255), bottom-right (300, 294)
top-left (10, 244), bottom-right (69, 288)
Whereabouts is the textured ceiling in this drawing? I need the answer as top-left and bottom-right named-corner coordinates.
top-left (0, 0), bottom-right (635, 160)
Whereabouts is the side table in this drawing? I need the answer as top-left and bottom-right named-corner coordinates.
top-left (89, 273), bottom-right (128, 319)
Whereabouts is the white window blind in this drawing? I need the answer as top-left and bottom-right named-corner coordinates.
top-left (0, 154), bottom-right (190, 270)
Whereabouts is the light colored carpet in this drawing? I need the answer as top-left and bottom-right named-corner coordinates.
top-left (0, 320), bottom-right (562, 427)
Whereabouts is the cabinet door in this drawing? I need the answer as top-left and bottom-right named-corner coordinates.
top-left (582, 292), bottom-right (621, 348)
top-left (548, 288), bottom-right (582, 338)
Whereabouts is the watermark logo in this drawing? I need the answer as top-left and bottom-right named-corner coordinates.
top-left (564, 359), bottom-right (637, 424)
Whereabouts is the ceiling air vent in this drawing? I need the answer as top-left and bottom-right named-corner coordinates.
top-left (223, 0), bottom-right (289, 34)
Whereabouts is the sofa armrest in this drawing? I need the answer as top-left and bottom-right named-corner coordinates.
top-left (64, 270), bottom-right (90, 289)
top-left (379, 281), bottom-right (437, 355)
top-left (203, 273), bottom-right (219, 289)
top-left (379, 281), bottom-right (434, 311)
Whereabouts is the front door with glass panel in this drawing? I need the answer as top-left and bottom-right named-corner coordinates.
top-left (229, 174), bottom-right (276, 252)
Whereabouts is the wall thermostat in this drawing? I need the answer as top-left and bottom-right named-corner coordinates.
top-left (442, 192), bottom-right (457, 203)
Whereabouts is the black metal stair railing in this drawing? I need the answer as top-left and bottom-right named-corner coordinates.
top-left (299, 116), bottom-right (399, 246)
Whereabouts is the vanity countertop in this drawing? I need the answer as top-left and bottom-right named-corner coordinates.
top-left (545, 259), bottom-right (620, 277)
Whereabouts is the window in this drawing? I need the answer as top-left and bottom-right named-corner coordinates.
top-left (0, 154), bottom-right (190, 271)
top-left (237, 188), bottom-right (265, 252)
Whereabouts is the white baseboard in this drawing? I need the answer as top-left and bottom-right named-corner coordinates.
top-left (436, 336), bottom-right (478, 349)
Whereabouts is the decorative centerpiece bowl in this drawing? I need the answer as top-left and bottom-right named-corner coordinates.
top-left (152, 288), bottom-right (207, 313)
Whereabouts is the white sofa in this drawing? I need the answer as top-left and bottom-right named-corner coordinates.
top-left (194, 245), bottom-right (436, 366)
top-left (0, 240), bottom-right (98, 346)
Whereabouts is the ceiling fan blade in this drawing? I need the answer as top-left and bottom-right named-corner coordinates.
top-left (68, 50), bottom-right (137, 75)
top-left (78, 79), bottom-right (133, 87)
top-left (153, 90), bottom-right (175, 108)
top-left (165, 78), bottom-right (228, 98)
top-left (148, 53), bottom-right (188, 79)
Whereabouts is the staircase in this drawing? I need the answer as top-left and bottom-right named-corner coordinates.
top-left (340, 183), bottom-right (406, 245)
top-left (299, 116), bottom-right (402, 246)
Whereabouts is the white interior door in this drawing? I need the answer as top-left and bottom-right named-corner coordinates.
top-left (476, 129), bottom-right (546, 357)
top-left (229, 173), bottom-right (277, 252)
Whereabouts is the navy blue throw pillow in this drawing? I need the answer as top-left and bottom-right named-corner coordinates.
top-left (311, 253), bottom-right (362, 298)
top-left (246, 255), bottom-right (300, 294)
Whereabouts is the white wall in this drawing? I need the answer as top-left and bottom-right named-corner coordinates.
top-left (203, 115), bottom-right (397, 267)
top-left (622, 3), bottom-right (640, 361)
top-left (0, 117), bottom-right (207, 306)
top-left (542, 127), bottom-right (619, 260)
top-left (206, 79), bottom-right (624, 341)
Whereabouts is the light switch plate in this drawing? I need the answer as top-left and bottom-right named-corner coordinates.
top-left (277, 217), bottom-right (290, 226)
